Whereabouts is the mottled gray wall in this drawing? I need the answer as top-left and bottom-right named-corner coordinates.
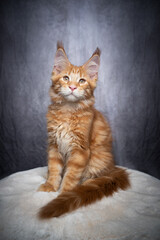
top-left (0, 0), bottom-right (160, 179)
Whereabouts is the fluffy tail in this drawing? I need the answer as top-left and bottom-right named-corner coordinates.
top-left (38, 167), bottom-right (130, 219)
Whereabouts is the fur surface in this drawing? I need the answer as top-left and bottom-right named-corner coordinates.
top-left (38, 42), bottom-right (130, 218)
top-left (0, 167), bottom-right (160, 240)
top-left (39, 167), bottom-right (130, 218)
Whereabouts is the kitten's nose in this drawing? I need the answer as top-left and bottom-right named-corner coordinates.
top-left (69, 85), bottom-right (77, 91)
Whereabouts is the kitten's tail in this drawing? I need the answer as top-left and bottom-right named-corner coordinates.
top-left (38, 167), bottom-right (130, 219)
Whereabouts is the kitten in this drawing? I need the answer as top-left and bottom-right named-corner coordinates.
top-left (38, 42), bottom-right (130, 218)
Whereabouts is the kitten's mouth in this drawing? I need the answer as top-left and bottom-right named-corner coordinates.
top-left (66, 92), bottom-right (77, 98)
top-left (62, 92), bottom-right (81, 102)
top-left (60, 89), bottom-right (84, 102)
top-left (71, 92), bottom-right (77, 97)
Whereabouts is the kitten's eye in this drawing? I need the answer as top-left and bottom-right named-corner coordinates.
top-left (63, 75), bottom-right (69, 82)
top-left (79, 78), bottom-right (86, 84)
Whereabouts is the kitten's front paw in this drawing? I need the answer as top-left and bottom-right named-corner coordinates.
top-left (37, 182), bottom-right (56, 192)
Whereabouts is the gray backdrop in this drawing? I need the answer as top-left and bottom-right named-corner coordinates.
top-left (0, 0), bottom-right (160, 179)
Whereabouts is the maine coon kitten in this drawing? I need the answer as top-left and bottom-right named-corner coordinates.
top-left (38, 42), bottom-right (130, 218)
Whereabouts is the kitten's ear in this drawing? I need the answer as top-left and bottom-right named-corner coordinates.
top-left (53, 42), bottom-right (70, 74)
top-left (83, 48), bottom-right (101, 80)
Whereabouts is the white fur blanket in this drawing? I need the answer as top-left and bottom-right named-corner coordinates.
top-left (0, 167), bottom-right (160, 240)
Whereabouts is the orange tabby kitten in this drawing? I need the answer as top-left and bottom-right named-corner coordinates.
top-left (38, 42), bottom-right (130, 218)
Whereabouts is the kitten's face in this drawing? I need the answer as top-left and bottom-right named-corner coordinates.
top-left (53, 66), bottom-right (96, 102)
top-left (51, 44), bottom-right (100, 103)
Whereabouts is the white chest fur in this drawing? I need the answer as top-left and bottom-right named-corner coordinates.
top-left (55, 122), bottom-right (73, 159)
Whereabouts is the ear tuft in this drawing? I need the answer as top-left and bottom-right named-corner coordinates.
top-left (92, 47), bottom-right (101, 57)
top-left (53, 42), bottom-right (69, 74)
top-left (84, 48), bottom-right (101, 80)
top-left (57, 41), bottom-right (65, 51)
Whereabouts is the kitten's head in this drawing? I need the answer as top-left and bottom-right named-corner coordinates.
top-left (50, 42), bottom-right (100, 104)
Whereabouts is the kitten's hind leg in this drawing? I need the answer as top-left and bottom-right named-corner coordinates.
top-left (38, 145), bottom-right (63, 192)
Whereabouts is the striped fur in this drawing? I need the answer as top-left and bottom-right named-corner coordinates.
top-left (38, 42), bottom-right (130, 218)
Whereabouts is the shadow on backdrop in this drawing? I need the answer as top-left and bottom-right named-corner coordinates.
top-left (0, 0), bottom-right (160, 179)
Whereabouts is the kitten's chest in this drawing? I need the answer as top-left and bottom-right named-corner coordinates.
top-left (47, 107), bottom-right (92, 158)
top-left (55, 122), bottom-right (73, 158)
top-left (48, 110), bottom-right (76, 158)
